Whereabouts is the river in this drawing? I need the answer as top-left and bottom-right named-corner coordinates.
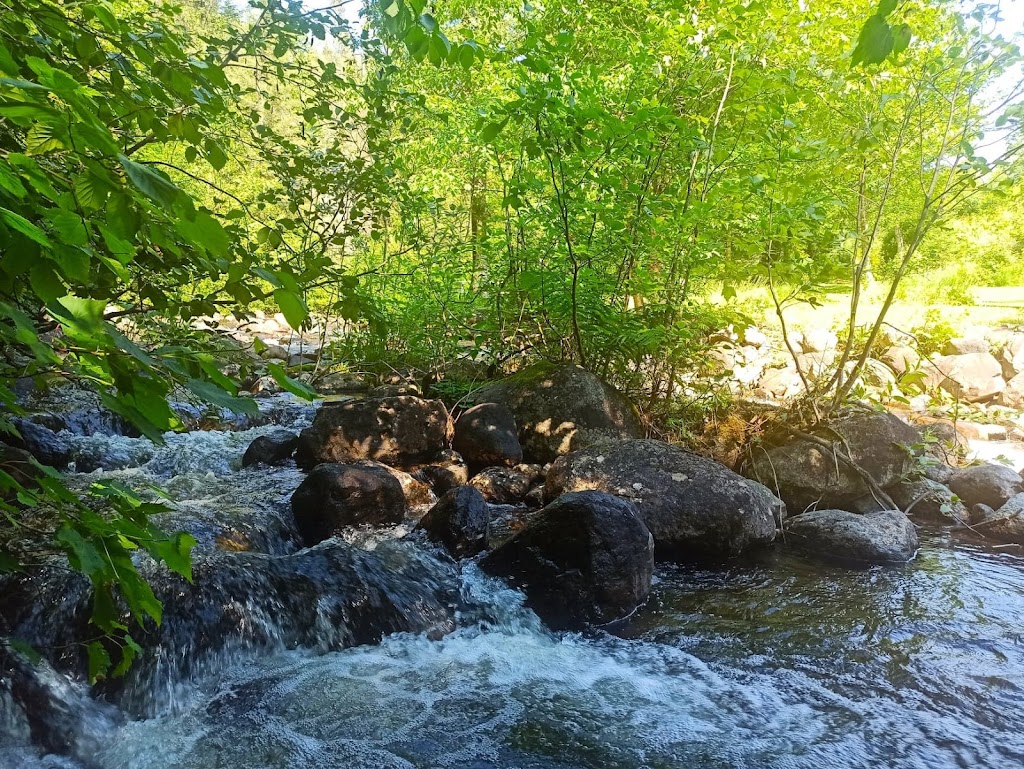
top-left (3, 396), bottom-right (1024, 769)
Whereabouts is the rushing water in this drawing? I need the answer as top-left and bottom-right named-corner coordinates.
top-left (4, 396), bottom-right (1024, 769)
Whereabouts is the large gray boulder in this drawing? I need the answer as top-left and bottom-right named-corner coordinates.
top-left (786, 509), bottom-right (918, 564)
top-left (746, 411), bottom-right (920, 513)
top-left (470, 364), bottom-right (643, 463)
top-left (949, 463), bottom-right (1024, 510)
top-left (290, 462), bottom-right (405, 545)
top-left (480, 491), bottom-right (653, 630)
top-left (545, 439), bottom-right (777, 560)
top-left (1000, 372), bottom-right (1024, 409)
top-left (295, 396), bottom-right (452, 469)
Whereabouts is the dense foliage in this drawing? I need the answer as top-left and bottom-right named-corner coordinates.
top-left (0, 0), bottom-right (1021, 676)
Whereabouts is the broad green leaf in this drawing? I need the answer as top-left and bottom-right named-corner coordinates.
top-left (87, 640), bottom-right (112, 683)
top-left (118, 155), bottom-right (182, 209)
top-left (0, 207), bottom-right (52, 247)
top-left (274, 288), bottom-right (308, 329)
top-left (267, 362), bottom-right (318, 400)
top-left (185, 378), bottom-right (258, 416)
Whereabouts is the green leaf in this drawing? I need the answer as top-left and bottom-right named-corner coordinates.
top-left (273, 288), bottom-right (308, 329)
top-left (0, 207), bottom-right (52, 247)
top-left (852, 15), bottom-right (894, 67)
top-left (878, 0), bottom-right (898, 17)
top-left (0, 163), bottom-right (27, 198)
top-left (87, 640), bottom-right (112, 683)
top-left (118, 155), bottom-right (182, 209)
top-left (56, 525), bottom-right (108, 579)
top-left (150, 532), bottom-right (196, 582)
top-left (267, 362), bottom-right (318, 400)
top-left (891, 23), bottom-right (912, 55)
top-left (480, 119), bottom-right (508, 143)
top-left (185, 378), bottom-right (258, 416)
top-left (52, 295), bottom-right (107, 337)
top-left (189, 211), bottom-right (230, 257)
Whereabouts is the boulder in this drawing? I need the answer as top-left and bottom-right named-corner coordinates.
top-left (1000, 372), bottom-right (1024, 409)
top-left (758, 367), bottom-right (804, 398)
top-left (546, 439), bottom-right (777, 559)
top-left (356, 461), bottom-right (436, 510)
top-left (295, 396), bottom-right (452, 469)
top-left (470, 363), bottom-right (643, 463)
top-left (948, 463), bottom-right (1024, 510)
top-left (746, 411), bottom-right (920, 513)
top-left (1000, 333), bottom-right (1024, 377)
top-left (241, 431), bottom-right (298, 468)
top-left (800, 329), bottom-right (838, 354)
top-left (882, 345), bottom-right (920, 376)
top-left (415, 486), bottom-right (490, 558)
top-left (785, 509), bottom-right (918, 564)
top-left (741, 326), bottom-right (769, 348)
top-left (942, 338), bottom-right (990, 355)
top-left (796, 351), bottom-right (835, 380)
top-left (412, 451), bottom-right (470, 497)
top-left (926, 353), bottom-right (1005, 403)
top-left (290, 463), bottom-right (405, 545)
top-left (469, 466), bottom-right (535, 504)
top-left (480, 491), bottom-right (654, 629)
top-left (452, 403), bottom-right (523, 470)
top-left (975, 493), bottom-right (1024, 544)
top-left (887, 478), bottom-right (969, 524)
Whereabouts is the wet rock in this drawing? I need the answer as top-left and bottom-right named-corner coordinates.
top-left (942, 338), bottom-right (990, 355)
top-left (452, 403), bottom-right (523, 470)
top-left (786, 509), bottom-right (918, 564)
top-left (546, 439), bottom-right (777, 560)
top-left (523, 485), bottom-right (546, 508)
top-left (412, 451), bottom-right (470, 497)
top-left (470, 363), bottom-right (643, 463)
top-left (949, 463), bottom-right (1024, 510)
top-left (480, 491), bottom-right (654, 630)
top-left (923, 463), bottom-right (955, 486)
top-left (295, 396), bottom-right (452, 470)
top-left (469, 466), bottom-right (534, 504)
top-left (1, 541), bottom-right (457, 708)
top-left (975, 493), bottom-right (1024, 544)
top-left (290, 463), bottom-right (405, 545)
top-left (241, 431), bottom-right (298, 468)
top-left (887, 478), bottom-right (969, 524)
top-left (746, 411), bottom-right (919, 513)
top-left (415, 486), bottom-right (490, 558)
top-left (357, 460), bottom-right (436, 511)
top-left (369, 383), bottom-right (422, 397)
top-left (7, 418), bottom-right (71, 470)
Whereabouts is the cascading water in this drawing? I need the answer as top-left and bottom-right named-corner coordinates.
top-left (4, 393), bottom-right (1024, 769)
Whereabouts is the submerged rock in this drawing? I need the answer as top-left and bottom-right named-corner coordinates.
top-left (241, 431), bottom-right (298, 467)
top-left (480, 491), bottom-right (653, 630)
top-left (545, 439), bottom-right (777, 560)
top-left (290, 462), bottom-right (405, 545)
top-left (746, 411), bottom-right (919, 513)
top-left (949, 463), bottom-right (1024, 510)
top-left (295, 396), bottom-right (452, 469)
top-left (415, 486), bottom-right (490, 558)
top-left (785, 509), bottom-right (918, 564)
top-left (452, 402), bottom-right (523, 470)
top-left (1, 541), bottom-right (457, 717)
top-left (471, 363), bottom-right (643, 463)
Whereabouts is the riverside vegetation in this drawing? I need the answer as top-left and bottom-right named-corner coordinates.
top-left (3, 1), bottom-right (1024, 767)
